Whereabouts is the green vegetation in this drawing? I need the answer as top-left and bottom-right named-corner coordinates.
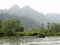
top-left (0, 18), bottom-right (60, 37)
top-left (0, 19), bottom-right (24, 36)
top-left (17, 23), bottom-right (60, 36)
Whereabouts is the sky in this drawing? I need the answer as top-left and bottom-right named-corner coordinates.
top-left (0, 0), bottom-right (60, 14)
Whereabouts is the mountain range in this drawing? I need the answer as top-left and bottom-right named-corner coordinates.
top-left (0, 5), bottom-right (60, 30)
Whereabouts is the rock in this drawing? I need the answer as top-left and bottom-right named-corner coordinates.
top-left (36, 34), bottom-right (45, 38)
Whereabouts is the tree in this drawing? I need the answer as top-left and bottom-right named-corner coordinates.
top-left (16, 26), bottom-right (24, 32)
top-left (2, 18), bottom-right (24, 35)
top-left (53, 23), bottom-right (60, 32)
top-left (2, 18), bottom-right (20, 30)
top-left (0, 21), bottom-right (4, 36)
top-left (5, 30), bottom-right (16, 36)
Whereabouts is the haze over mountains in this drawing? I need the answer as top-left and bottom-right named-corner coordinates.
top-left (0, 5), bottom-right (60, 30)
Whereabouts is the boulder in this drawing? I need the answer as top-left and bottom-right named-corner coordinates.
top-left (36, 34), bottom-right (45, 38)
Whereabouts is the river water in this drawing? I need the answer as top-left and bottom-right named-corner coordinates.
top-left (0, 36), bottom-right (60, 45)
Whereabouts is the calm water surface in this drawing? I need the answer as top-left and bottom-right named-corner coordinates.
top-left (0, 36), bottom-right (60, 45)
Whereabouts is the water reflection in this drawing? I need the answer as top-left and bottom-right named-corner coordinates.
top-left (0, 36), bottom-right (21, 45)
top-left (0, 36), bottom-right (60, 45)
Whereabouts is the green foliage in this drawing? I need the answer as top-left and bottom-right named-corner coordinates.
top-left (16, 32), bottom-right (25, 36)
top-left (0, 19), bottom-right (24, 37)
top-left (18, 23), bottom-right (60, 36)
top-left (27, 23), bottom-right (60, 36)
top-left (5, 30), bottom-right (16, 36)
top-left (16, 26), bottom-right (24, 32)
top-left (0, 29), bottom-right (4, 37)
top-left (0, 21), bottom-right (4, 37)
top-left (0, 18), bottom-right (60, 37)
top-left (2, 18), bottom-right (20, 31)
top-left (54, 24), bottom-right (60, 32)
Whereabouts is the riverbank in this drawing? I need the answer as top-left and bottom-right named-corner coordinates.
top-left (0, 31), bottom-right (60, 37)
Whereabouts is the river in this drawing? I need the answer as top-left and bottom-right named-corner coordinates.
top-left (0, 36), bottom-right (60, 45)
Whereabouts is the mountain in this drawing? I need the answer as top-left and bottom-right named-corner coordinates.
top-left (0, 5), bottom-right (60, 30)
top-left (0, 5), bottom-right (49, 24)
top-left (21, 6), bottom-right (48, 24)
top-left (8, 5), bottom-right (22, 15)
top-left (0, 13), bottom-right (40, 31)
top-left (7, 5), bottom-right (49, 24)
top-left (47, 13), bottom-right (60, 23)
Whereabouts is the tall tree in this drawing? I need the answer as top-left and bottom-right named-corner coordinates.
top-left (2, 18), bottom-right (24, 32)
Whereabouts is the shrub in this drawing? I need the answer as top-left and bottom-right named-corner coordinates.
top-left (5, 30), bottom-right (16, 36)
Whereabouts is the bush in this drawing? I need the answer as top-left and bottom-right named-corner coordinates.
top-left (0, 29), bottom-right (4, 37)
top-left (29, 32), bottom-right (39, 36)
top-left (16, 32), bottom-right (25, 36)
top-left (56, 32), bottom-right (60, 36)
top-left (5, 30), bottom-right (16, 36)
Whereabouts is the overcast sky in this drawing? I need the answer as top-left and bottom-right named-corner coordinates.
top-left (0, 0), bottom-right (60, 14)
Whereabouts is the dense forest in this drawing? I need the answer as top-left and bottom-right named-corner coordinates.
top-left (0, 18), bottom-right (60, 37)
